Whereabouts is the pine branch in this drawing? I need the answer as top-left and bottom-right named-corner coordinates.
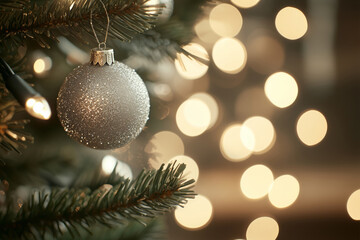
top-left (118, 0), bottom-right (210, 61)
top-left (0, 162), bottom-right (195, 240)
top-left (118, 19), bottom-right (191, 61)
top-left (0, 154), bottom-right (74, 190)
top-left (0, 97), bottom-right (33, 153)
top-left (52, 218), bottom-right (166, 240)
top-left (0, 0), bottom-right (160, 52)
top-left (70, 161), bottom-right (127, 190)
top-left (0, 0), bottom-right (29, 12)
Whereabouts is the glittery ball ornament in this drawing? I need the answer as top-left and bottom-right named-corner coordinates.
top-left (57, 48), bottom-right (150, 149)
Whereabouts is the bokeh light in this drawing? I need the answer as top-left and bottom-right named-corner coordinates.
top-left (33, 59), bottom-right (45, 73)
top-left (220, 124), bottom-right (254, 162)
top-left (268, 175), bottom-right (300, 208)
top-left (176, 98), bottom-right (211, 137)
top-left (190, 93), bottom-right (219, 128)
top-left (174, 43), bottom-right (209, 80)
top-left (175, 195), bottom-right (213, 230)
top-left (347, 189), bottom-right (360, 220)
top-left (168, 155), bottom-right (199, 183)
top-left (33, 57), bottom-right (52, 74)
top-left (296, 109), bottom-right (328, 146)
top-left (194, 18), bottom-right (220, 44)
top-left (275, 7), bottom-right (308, 40)
top-left (231, 0), bottom-right (260, 8)
top-left (143, 0), bottom-right (160, 15)
top-left (247, 35), bottom-right (285, 74)
top-left (240, 124), bottom-right (256, 151)
top-left (102, 155), bottom-right (117, 175)
top-left (212, 38), bottom-right (247, 74)
top-left (246, 216), bottom-right (279, 240)
top-left (101, 155), bottom-right (133, 180)
top-left (209, 4), bottom-right (243, 37)
top-left (240, 165), bottom-right (274, 199)
top-left (145, 131), bottom-right (185, 169)
top-left (243, 116), bottom-right (276, 154)
top-left (264, 72), bottom-right (298, 108)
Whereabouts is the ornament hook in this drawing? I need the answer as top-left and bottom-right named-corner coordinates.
top-left (90, 0), bottom-right (110, 50)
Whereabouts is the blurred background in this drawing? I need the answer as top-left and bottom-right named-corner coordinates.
top-left (15, 0), bottom-right (360, 239)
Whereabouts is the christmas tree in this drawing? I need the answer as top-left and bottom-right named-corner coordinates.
top-left (3, 0), bottom-right (358, 239)
top-left (0, 0), bottom-right (206, 239)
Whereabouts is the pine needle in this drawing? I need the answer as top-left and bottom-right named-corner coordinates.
top-left (0, 0), bottom-right (160, 52)
top-left (0, 162), bottom-right (195, 239)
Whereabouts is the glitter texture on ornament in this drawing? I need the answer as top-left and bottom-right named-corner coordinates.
top-left (57, 61), bottom-right (150, 149)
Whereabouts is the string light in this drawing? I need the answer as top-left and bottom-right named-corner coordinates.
top-left (0, 57), bottom-right (52, 120)
top-left (25, 96), bottom-right (51, 120)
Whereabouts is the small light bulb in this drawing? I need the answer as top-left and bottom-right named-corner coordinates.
top-left (25, 96), bottom-right (51, 120)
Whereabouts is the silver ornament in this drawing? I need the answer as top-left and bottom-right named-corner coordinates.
top-left (57, 48), bottom-right (150, 149)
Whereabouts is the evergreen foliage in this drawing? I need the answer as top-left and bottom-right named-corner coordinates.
top-left (0, 163), bottom-right (195, 239)
top-left (0, 0), bottom-right (206, 238)
top-left (0, 0), bottom-right (159, 52)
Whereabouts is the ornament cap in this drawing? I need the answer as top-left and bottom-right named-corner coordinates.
top-left (90, 48), bottom-right (114, 66)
